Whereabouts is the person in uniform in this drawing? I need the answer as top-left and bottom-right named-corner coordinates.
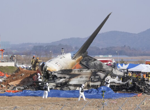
top-left (148, 74), bottom-right (150, 81)
top-left (143, 73), bottom-right (146, 80)
top-left (132, 73), bottom-right (136, 78)
top-left (138, 73), bottom-right (141, 81)
top-left (128, 72), bottom-right (132, 76)
top-left (61, 48), bottom-right (64, 55)
top-left (34, 57), bottom-right (42, 71)
top-left (43, 83), bottom-right (50, 99)
top-left (31, 55), bottom-right (35, 70)
top-left (105, 78), bottom-right (110, 87)
top-left (37, 73), bottom-right (42, 85)
top-left (78, 84), bottom-right (87, 101)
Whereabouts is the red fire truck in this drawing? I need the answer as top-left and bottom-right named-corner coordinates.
top-left (145, 60), bottom-right (150, 65)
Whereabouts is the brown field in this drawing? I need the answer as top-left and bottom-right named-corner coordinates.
top-left (1, 56), bottom-right (150, 109)
top-left (0, 94), bottom-right (150, 110)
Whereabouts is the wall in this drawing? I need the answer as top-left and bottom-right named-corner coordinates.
top-left (0, 62), bottom-right (15, 66)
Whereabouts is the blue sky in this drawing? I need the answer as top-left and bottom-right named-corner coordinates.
top-left (0, 0), bottom-right (150, 44)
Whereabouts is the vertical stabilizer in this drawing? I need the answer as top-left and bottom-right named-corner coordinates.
top-left (73, 13), bottom-right (111, 59)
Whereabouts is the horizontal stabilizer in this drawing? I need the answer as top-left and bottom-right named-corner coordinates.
top-left (73, 13), bottom-right (111, 59)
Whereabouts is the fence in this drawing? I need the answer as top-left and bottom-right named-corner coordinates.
top-left (0, 95), bottom-right (150, 110)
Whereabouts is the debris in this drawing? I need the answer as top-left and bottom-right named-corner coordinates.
top-left (0, 67), bottom-right (37, 91)
top-left (1, 84), bottom-right (5, 88)
top-left (5, 90), bottom-right (22, 93)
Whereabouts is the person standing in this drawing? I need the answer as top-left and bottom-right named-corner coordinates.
top-left (105, 78), bottom-right (110, 87)
top-left (148, 74), bottom-right (150, 81)
top-left (61, 48), bottom-right (64, 55)
top-left (113, 61), bottom-right (117, 69)
top-left (31, 55), bottom-right (35, 70)
top-left (34, 57), bottom-right (42, 71)
top-left (43, 83), bottom-right (50, 99)
top-left (37, 73), bottom-right (42, 85)
top-left (78, 84), bottom-right (87, 101)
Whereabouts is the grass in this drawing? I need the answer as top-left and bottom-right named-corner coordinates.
top-left (0, 66), bottom-right (18, 75)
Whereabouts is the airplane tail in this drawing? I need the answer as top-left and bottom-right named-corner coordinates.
top-left (73, 13), bottom-right (111, 59)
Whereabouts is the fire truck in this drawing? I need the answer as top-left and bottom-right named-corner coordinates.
top-left (145, 60), bottom-right (150, 65)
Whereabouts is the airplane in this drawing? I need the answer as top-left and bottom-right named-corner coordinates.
top-left (39, 13), bottom-right (150, 93)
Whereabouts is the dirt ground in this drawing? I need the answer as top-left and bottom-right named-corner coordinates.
top-left (0, 94), bottom-right (150, 110)
top-left (1, 56), bottom-right (150, 109)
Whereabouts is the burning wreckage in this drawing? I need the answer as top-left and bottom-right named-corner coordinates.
top-left (33, 13), bottom-right (150, 94)
top-left (2, 13), bottom-right (150, 94)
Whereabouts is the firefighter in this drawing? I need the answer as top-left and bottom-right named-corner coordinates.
top-left (140, 73), bottom-right (143, 79)
top-left (148, 74), bottom-right (150, 81)
top-left (34, 57), bottom-right (42, 71)
top-left (132, 73), bottom-right (136, 78)
top-left (146, 73), bottom-right (149, 80)
top-left (128, 72), bottom-right (132, 76)
top-left (78, 84), bottom-right (87, 101)
top-left (138, 73), bottom-right (141, 81)
top-left (143, 73), bottom-right (146, 80)
top-left (31, 55), bottom-right (35, 70)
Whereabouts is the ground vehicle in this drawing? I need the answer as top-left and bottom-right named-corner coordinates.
top-left (145, 60), bottom-right (150, 65)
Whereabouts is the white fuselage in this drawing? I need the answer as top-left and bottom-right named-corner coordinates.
top-left (44, 53), bottom-right (82, 72)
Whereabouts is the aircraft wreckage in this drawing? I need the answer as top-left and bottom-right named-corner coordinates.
top-left (36, 13), bottom-right (150, 94)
